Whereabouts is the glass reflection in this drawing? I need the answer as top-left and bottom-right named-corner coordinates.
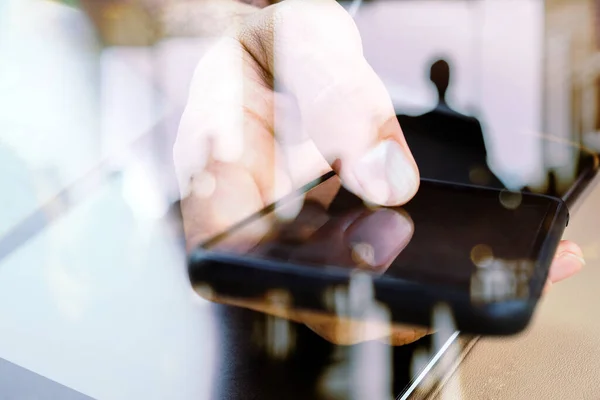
top-left (1, 1), bottom-right (598, 400)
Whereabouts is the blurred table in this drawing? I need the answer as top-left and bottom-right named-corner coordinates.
top-left (431, 173), bottom-right (600, 400)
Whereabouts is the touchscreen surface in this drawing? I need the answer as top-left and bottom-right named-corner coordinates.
top-left (203, 175), bottom-right (556, 298)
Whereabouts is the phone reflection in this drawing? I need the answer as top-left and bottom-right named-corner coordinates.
top-left (470, 258), bottom-right (534, 304)
top-left (200, 177), bottom-right (431, 347)
top-left (192, 178), bottom-right (468, 399)
top-left (249, 201), bottom-right (414, 274)
top-left (196, 167), bottom-right (560, 348)
top-left (190, 174), bottom-right (557, 398)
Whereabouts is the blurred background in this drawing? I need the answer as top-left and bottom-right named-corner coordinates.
top-left (0, 0), bottom-right (599, 399)
top-left (4, 0), bottom-right (600, 238)
top-left (3, 0), bottom-right (600, 234)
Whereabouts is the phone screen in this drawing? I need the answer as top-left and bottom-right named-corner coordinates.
top-left (203, 174), bottom-right (561, 299)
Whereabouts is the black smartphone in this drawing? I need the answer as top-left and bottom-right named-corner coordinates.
top-left (188, 171), bottom-right (569, 335)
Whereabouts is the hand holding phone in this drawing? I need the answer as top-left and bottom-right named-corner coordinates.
top-left (193, 175), bottom-right (432, 345)
top-left (173, 0), bottom-right (585, 342)
top-left (189, 173), bottom-right (581, 337)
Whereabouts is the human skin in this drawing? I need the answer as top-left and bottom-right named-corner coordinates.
top-left (77, 0), bottom-right (586, 345)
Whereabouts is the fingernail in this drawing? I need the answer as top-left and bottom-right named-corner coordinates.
top-left (345, 209), bottom-right (413, 270)
top-left (558, 251), bottom-right (586, 266)
top-left (353, 140), bottom-right (419, 205)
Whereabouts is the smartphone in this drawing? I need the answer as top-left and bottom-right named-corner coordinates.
top-left (188, 171), bottom-right (569, 335)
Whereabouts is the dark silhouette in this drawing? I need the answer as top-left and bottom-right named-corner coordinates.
top-left (397, 59), bottom-right (505, 188)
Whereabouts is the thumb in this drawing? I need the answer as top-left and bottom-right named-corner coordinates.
top-left (240, 0), bottom-right (419, 206)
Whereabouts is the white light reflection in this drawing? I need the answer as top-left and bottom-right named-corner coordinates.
top-left (470, 259), bottom-right (520, 304)
top-left (318, 271), bottom-right (394, 399)
top-left (263, 290), bottom-right (296, 360)
top-left (350, 242), bottom-right (376, 267)
top-left (410, 347), bottom-right (431, 384)
top-left (191, 172), bottom-right (216, 199)
top-left (400, 332), bottom-right (460, 400)
top-left (349, 325), bottom-right (392, 400)
top-left (403, 304), bottom-right (462, 400)
top-left (265, 316), bottom-right (295, 360)
top-left (432, 305), bottom-right (463, 400)
top-left (432, 304), bottom-right (457, 354)
top-left (318, 346), bottom-right (350, 400)
top-left (498, 190), bottom-right (523, 210)
top-left (348, 271), bottom-right (375, 318)
top-left (348, 272), bottom-right (392, 400)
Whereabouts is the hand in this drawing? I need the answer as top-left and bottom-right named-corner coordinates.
top-left (174, 0), bottom-right (420, 249)
top-left (173, 0), bottom-right (585, 345)
top-left (194, 176), bottom-right (586, 345)
top-left (198, 176), bottom-right (428, 345)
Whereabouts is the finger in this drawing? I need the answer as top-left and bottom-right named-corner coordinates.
top-left (304, 317), bottom-right (393, 345)
top-left (344, 209), bottom-right (414, 271)
top-left (194, 205), bottom-right (415, 345)
top-left (175, 35), bottom-right (291, 204)
top-left (377, 325), bottom-right (432, 346)
top-left (200, 288), bottom-right (430, 346)
top-left (305, 315), bottom-right (432, 346)
top-left (199, 289), bottom-right (394, 345)
top-left (174, 32), bottom-right (294, 249)
top-left (240, 0), bottom-right (420, 206)
top-left (548, 240), bottom-right (585, 284)
top-left (284, 208), bottom-right (413, 272)
top-left (247, 199), bottom-right (333, 260)
top-left (193, 284), bottom-right (381, 345)
top-left (181, 162), bottom-right (271, 252)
